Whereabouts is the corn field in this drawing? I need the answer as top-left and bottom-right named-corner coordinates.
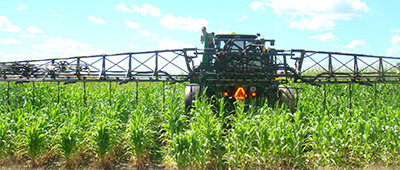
top-left (0, 81), bottom-right (399, 169)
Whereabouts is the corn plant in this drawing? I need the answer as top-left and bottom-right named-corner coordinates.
top-left (0, 80), bottom-right (399, 169)
top-left (170, 129), bottom-right (199, 169)
top-left (160, 84), bottom-right (185, 142)
top-left (58, 123), bottom-right (78, 166)
top-left (93, 119), bottom-right (114, 165)
top-left (128, 106), bottom-right (154, 167)
top-left (226, 101), bottom-right (257, 168)
top-left (191, 95), bottom-right (225, 169)
top-left (24, 119), bottom-right (46, 168)
top-left (0, 121), bottom-right (8, 156)
top-left (286, 111), bottom-right (308, 168)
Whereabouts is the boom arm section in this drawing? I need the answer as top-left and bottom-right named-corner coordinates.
top-left (0, 48), bottom-right (198, 83)
top-left (287, 49), bottom-right (400, 84)
top-left (1, 47), bottom-right (400, 85)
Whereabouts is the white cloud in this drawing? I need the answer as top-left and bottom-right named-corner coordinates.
top-left (87, 16), bottom-right (106, 25)
top-left (391, 28), bottom-right (400, 33)
top-left (309, 32), bottom-right (338, 42)
top-left (17, 4), bottom-right (27, 10)
top-left (160, 14), bottom-right (208, 32)
top-left (20, 34), bottom-right (35, 38)
top-left (343, 39), bottom-right (368, 49)
top-left (1, 54), bottom-right (27, 61)
top-left (158, 37), bottom-right (193, 50)
top-left (116, 3), bottom-right (131, 13)
top-left (53, 14), bottom-right (63, 18)
top-left (27, 25), bottom-right (41, 33)
top-left (0, 37), bottom-right (22, 44)
top-left (124, 20), bottom-right (140, 29)
top-left (266, 0), bottom-right (369, 16)
top-left (32, 37), bottom-right (105, 56)
top-left (250, 1), bottom-right (265, 11)
top-left (22, 49), bottom-right (29, 52)
top-left (31, 51), bottom-right (50, 58)
top-left (274, 21), bottom-right (283, 29)
top-left (0, 16), bottom-right (21, 32)
top-left (132, 3), bottom-right (161, 17)
top-left (128, 44), bottom-right (138, 49)
top-left (216, 30), bottom-right (231, 34)
top-left (387, 35), bottom-right (400, 56)
top-left (290, 16), bottom-right (336, 30)
top-left (265, 0), bottom-right (370, 31)
top-left (93, 49), bottom-right (107, 55)
top-left (0, 51), bottom-right (4, 55)
top-left (138, 29), bottom-right (159, 40)
top-left (236, 15), bottom-right (248, 22)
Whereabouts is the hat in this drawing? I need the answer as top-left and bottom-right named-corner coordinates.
top-left (202, 26), bottom-right (206, 30)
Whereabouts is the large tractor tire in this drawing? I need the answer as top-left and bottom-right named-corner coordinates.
top-left (185, 83), bottom-right (200, 113)
top-left (277, 85), bottom-right (296, 114)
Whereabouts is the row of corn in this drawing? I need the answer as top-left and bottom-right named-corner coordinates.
top-left (0, 81), bottom-right (399, 169)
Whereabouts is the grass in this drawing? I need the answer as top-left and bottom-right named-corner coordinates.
top-left (0, 81), bottom-right (399, 169)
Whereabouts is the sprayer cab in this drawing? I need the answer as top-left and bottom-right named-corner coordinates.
top-left (184, 33), bottom-right (291, 113)
top-left (214, 33), bottom-right (275, 53)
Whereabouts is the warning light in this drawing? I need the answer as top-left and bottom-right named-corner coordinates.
top-left (274, 77), bottom-right (280, 81)
top-left (234, 87), bottom-right (246, 99)
top-left (224, 92), bottom-right (228, 97)
top-left (251, 92), bottom-right (256, 97)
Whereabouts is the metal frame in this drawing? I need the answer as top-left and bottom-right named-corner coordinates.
top-left (1, 36), bottom-right (400, 111)
top-left (1, 47), bottom-right (400, 85)
top-left (281, 49), bottom-right (400, 84)
top-left (0, 48), bottom-right (198, 83)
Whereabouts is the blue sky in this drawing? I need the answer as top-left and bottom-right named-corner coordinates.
top-left (1, 0), bottom-right (400, 62)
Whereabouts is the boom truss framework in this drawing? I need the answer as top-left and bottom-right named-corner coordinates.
top-left (1, 48), bottom-right (400, 85)
top-left (288, 49), bottom-right (400, 84)
top-left (0, 48), bottom-right (198, 83)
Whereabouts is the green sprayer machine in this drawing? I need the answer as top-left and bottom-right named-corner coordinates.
top-left (1, 33), bottom-right (400, 113)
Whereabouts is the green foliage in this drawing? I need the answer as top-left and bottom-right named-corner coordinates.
top-left (24, 118), bottom-right (47, 167)
top-left (0, 121), bottom-right (8, 156)
top-left (170, 129), bottom-right (200, 169)
top-left (58, 123), bottom-right (78, 164)
top-left (128, 105), bottom-right (154, 167)
top-left (0, 81), bottom-right (399, 169)
top-left (93, 119), bottom-right (113, 162)
top-left (160, 84), bottom-right (185, 142)
top-left (170, 94), bottom-right (225, 169)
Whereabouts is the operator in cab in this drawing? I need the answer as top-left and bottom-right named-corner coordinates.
top-left (200, 27), bottom-right (214, 65)
top-left (200, 26), bottom-right (214, 48)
